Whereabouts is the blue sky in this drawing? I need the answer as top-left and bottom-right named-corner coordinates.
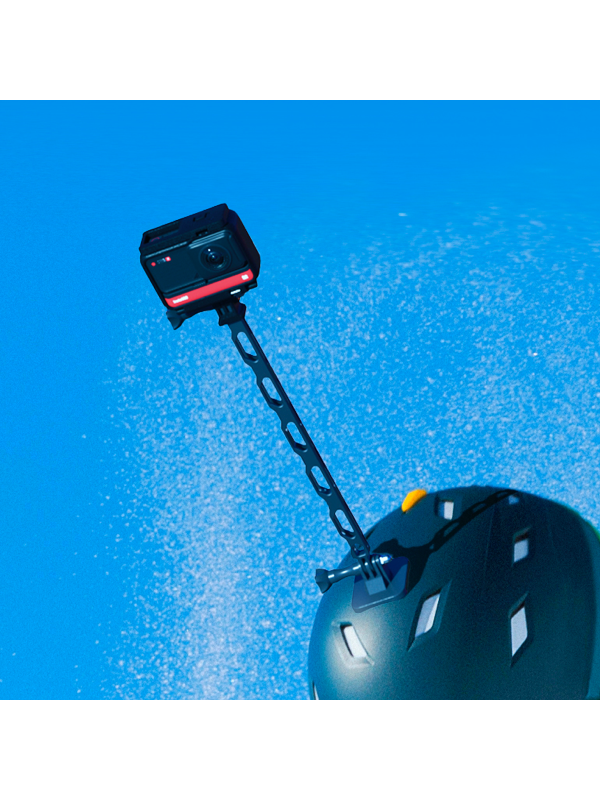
top-left (1, 101), bottom-right (599, 699)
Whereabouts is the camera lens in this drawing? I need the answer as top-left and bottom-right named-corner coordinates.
top-left (205, 248), bottom-right (224, 266)
top-left (200, 245), bottom-right (230, 272)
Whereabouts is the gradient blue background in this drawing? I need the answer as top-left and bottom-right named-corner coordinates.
top-left (1, 101), bottom-right (599, 699)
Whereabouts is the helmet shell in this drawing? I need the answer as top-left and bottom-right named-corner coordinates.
top-left (308, 486), bottom-right (600, 699)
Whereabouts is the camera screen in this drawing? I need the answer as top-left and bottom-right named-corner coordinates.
top-left (146, 248), bottom-right (201, 295)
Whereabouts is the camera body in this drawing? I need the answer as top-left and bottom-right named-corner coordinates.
top-left (139, 203), bottom-right (261, 329)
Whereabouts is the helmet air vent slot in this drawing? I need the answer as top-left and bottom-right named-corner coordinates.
top-left (513, 528), bottom-right (531, 563)
top-left (415, 592), bottom-right (441, 637)
top-left (340, 624), bottom-right (368, 659)
top-left (510, 603), bottom-right (528, 657)
top-left (436, 499), bottom-right (454, 520)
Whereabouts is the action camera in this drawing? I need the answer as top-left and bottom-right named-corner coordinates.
top-left (139, 203), bottom-right (261, 329)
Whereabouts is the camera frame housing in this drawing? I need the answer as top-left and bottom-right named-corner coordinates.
top-left (139, 203), bottom-right (261, 329)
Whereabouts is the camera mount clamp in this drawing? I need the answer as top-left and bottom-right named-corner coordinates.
top-left (216, 302), bottom-right (410, 611)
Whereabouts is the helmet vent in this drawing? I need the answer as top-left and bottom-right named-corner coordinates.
top-left (510, 604), bottom-right (528, 656)
top-left (415, 592), bottom-right (441, 637)
top-left (513, 529), bottom-right (530, 563)
top-left (437, 500), bottom-right (454, 520)
top-left (340, 625), bottom-right (368, 659)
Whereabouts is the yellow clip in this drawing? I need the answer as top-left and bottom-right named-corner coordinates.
top-left (401, 488), bottom-right (428, 513)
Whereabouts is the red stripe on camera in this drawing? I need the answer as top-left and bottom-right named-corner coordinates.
top-left (166, 269), bottom-right (255, 308)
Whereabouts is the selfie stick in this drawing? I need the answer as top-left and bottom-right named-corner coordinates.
top-left (216, 301), bottom-right (409, 606)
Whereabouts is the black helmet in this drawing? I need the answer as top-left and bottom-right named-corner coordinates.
top-left (308, 485), bottom-right (600, 699)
